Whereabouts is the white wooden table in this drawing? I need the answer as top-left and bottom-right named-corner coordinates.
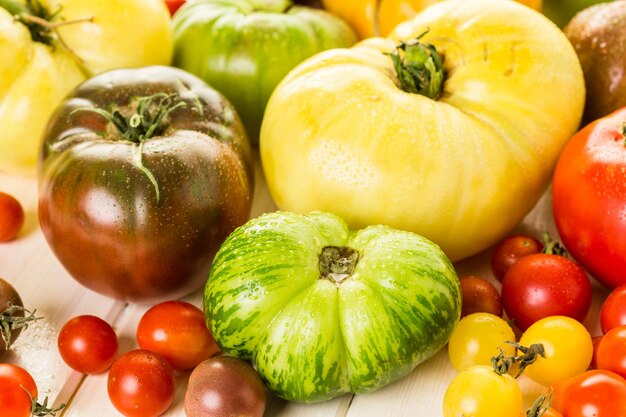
top-left (0, 155), bottom-right (607, 417)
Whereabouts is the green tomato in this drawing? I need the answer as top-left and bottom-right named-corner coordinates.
top-left (542, 0), bottom-right (607, 27)
top-left (204, 211), bottom-right (461, 403)
top-left (171, 0), bottom-right (357, 145)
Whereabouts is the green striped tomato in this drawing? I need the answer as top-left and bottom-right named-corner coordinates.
top-left (204, 211), bottom-right (461, 403)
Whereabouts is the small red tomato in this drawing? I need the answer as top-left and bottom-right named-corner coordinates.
top-left (108, 350), bottom-right (175, 417)
top-left (165, 0), bottom-right (185, 15)
top-left (459, 275), bottom-right (503, 317)
top-left (590, 335), bottom-right (603, 370)
top-left (0, 363), bottom-right (37, 417)
top-left (491, 234), bottom-right (542, 281)
top-left (137, 300), bottom-right (220, 371)
top-left (597, 325), bottom-right (626, 379)
top-left (58, 315), bottom-right (118, 374)
top-left (501, 253), bottom-right (592, 331)
top-left (600, 284), bottom-right (626, 333)
top-left (551, 369), bottom-right (626, 416)
top-left (0, 192), bottom-right (24, 242)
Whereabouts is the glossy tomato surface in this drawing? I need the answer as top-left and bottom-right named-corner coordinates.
top-left (0, 363), bottom-right (37, 417)
top-left (0, 192), bottom-right (24, 242)
top-left (600, 284), bottom-right (626, 333)
top-left (38, 66), bottom-right (254, 302)
top-left (553, 107), bottom-right (626, 289)
top-left (551, 369), bottom-right (626, 417)
top-left (57, 315), bottom-right (118, 374)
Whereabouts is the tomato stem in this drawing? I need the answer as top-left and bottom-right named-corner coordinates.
top-left (386, 31), bottom-right (445, 100)
top-left (22, 386), bottom-right (65, 417)
top-left (541, 232), bottom-right (568, 257)
top-left (319, 246), bottom-right (360, 285)
top-left (491, 341), bottom-right (545, 378)
top-left (525, 389), bottom-right (554, 417)
top-left (620, 122), bottom-right (626, 146)
top-left (1, 303), bottom-right (42, 350)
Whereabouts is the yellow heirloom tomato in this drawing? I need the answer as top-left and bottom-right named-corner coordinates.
top-left (0, 0), bottom-right (172, 174)
top-left (322, 0), bottom-right (542, 39)
top-left (260, 0), bottom-right (585, 262)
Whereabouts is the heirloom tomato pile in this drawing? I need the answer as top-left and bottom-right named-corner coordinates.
top-left (0, 0), bottom-right (626, 416)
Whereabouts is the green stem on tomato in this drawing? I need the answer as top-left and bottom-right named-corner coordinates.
top-left (525, 389), bottom-right (554, 417)
top-left (0, 303), bottom-right (42, 350)
top-left (541, 232), bottom-right (568, 257)
top-left (491, 341), bottom-right (545, 378)
top-left (386, 31), bottom-right (445, 100)
top-left (620, 122), bottom-right (626, 147)
top-left (23, 386), bottom-right (65, 417)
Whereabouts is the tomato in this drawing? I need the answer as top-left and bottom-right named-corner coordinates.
top-left (459, 276), bottom-right (502, 317)
top-left (543, 0), bottom-right (607, 27)
top-left (185, 356), bottom-right (266, 417)
top-left (448, 313), bottom-right (516, 372)
top-left (0, 363), bottom-right (37, 417)
top-left (491, 234), bottom-right (542, 282)
top-left (551, 370), bottom-right (626, 416)
top-left (164, 0), bottom-right (185, 15)
top-left (107, 350), bottom-right (175, 417)
top-left (137, 300), bottom-right (220, 371)
top-left (261, 0), bottom-right (585, 262)
top-left (0, 192), bottom-right (24, 242)
top-left (0, 277), bottom-right (25, 354)
top-left (321, 0), bottom-right (542, 39)
top-left (600, 284), bottom-right (626, 333)
top-left (596, 325), bottom-right (626, 379)
top-left (0, 0), bottom-right (172, 174)
top-left (520, 316), bottom-right (593, 386)
top-left (501, 253), bottom-right (592, 331)
top-left (57, 315), bottom-right (118, 374)
top-left (590, 335), bottom-right (603, 370)
top-left (172, 0), bottom-right (356, 144)
top-left (552, 107), bottom-right (626, 290)
top-left (38, 66), bottom-right (254, 302)
top-left (443, 365), bottom-right (523, 417)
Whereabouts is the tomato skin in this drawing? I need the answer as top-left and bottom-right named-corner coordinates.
top-left (58, 315), bottom-right (118, 374)
top-left (551, 369), bottom-right (626, 416)
top-left (520, 316), bottom-right (593, 387)
top-left (600, 284), bottom-right (626, 333)
top-left (501, 253), bottom-right (592, 331)
top-left (0, 363), bottom-right (37, 417)
top-left (165, 0), bottom-right (185, 15)
top-left (552, 107), bottom-right (626, 290)
top-left (107, 349), bottom-right (175, 417)
top-left (136, 300), bottom-right (220, 371)
top-left (596, 325), bottom-right (626, 379)
top-left (0, 192), bottom-right (24, 242)
top-left (459, 276), bottom-right (502, 317)
top-left (491, 234), bottom-right (542, 282)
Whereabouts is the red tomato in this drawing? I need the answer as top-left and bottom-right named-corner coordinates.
top-left (590, 335), bottom-right (603, 370)
top-left (107, 349), bottom-right (175, 417)
top-left (136, 300), bottom-right (220, 371)
top-left (551, 369), bottom-right (626, 416)
top-left (600, 284), bottom-right (626, 333)
top-left (491, 234), bottom-right (543, 281)
top-left (165, 0), bottom-right (185, 15)
top-left (0, 363), bottom-right (37, 417)
top-left (501, 253), bottom-right (592, 331)
top-left (596, 325), bottom-right (626, 378)
top-left (552, 108), bottom-right (626, 290)
top-left (459, 275), bottom-right (503, 317)
top-left (57, 315), bottom-right (118, 374)
top-left (0, 191), bottom-right (24, 242)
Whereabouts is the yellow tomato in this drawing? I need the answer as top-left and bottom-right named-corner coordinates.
top-left (0, 0), bottom-right (172, 174)
top-left (261, 0), bottom-right (584, 261)
top-left (322, 0), bottom-right (542, 39)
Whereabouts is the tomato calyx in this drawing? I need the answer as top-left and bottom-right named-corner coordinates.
top-left (492, 341), bottom-right (545, 377)
top-left (24, 387), bottom-right (66, 417)
top-left (525, 389), bottom-right (553, 417)
top-left (386, 31), bottom-right (445, 100)
top-left (318, 246), bottom-right (360, 285)
top-left (619, 122), bottom-right (626, 146)
top-left (540, 233), bottom-right (568, 257)
top-left (1, 303), bottom-right (42, 350)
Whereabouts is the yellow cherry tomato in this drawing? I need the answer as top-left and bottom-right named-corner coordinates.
top-left (519, 316), bottom-right (593, 386)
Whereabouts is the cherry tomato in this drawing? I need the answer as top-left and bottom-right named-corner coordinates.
top-left (501, 253), bottom-right (592, 331)
top-left (448, 313), bottom-right (516, 372)
top-left (57, 315), bottom-right (118, 374)
top-left (551, 369), bottom-right (626, 417)
top-left (136, 300), bottom-right (220, 371)
top-left (165, 0), bottom-right (185, 15)
top-left (107, 349), bottom-right (175, 417)
top-left (443, 364), bottom-right (522, 417)
top-left (459, 275), bottom-right (503, 317)
top-left (0, 191), bottom-right (24, 242)
top-left (600, 284), bottom-right (626, 333)
top-left (590, 335), bottom-right (603, 370)
top-left (596, 325), bottom-right (626, 378)
top-left (520, 316), bottom-right (593, 386)
top-left (0, 363), bottom-right (37, 417)
top-left (491, 234), bottom-right (542, 282)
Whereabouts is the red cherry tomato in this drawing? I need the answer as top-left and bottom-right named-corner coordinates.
top-left (136, 300), bottom-right (220, 371)
top-left (0, 191), bottom-right (24, 242)
top-left (0, 363), bottom-right (37, 417)
top-left (459, 275), bottom-right (503, 317)
top-left (600, 284), bottom-right (626, 333)
top-left (551, 369), bottom-right (626, 416)
top-left (501, 253), bottom-right (592, 331)
top-left (107, 349), bottom-right (175, 417)
top-left (491, 234), bottom-right (542, 282)
top-left (590, 335), bottom-right (603, 370)
top-left (553, 108), bottom-right (626, 289)
top-left (165, 0), bottom-right (185, 15)
top-left (58, 315), bottom-right (118, 374)
top-left (596, 325), bottom-right (626, 378)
